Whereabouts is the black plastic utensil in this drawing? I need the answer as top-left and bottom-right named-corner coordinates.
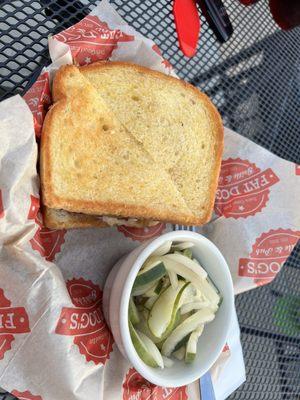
top-left (197, 0), bottom-right (233, 43)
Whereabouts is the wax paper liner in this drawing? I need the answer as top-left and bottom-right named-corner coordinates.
top-left (2, 1), bottom-right (299, 399)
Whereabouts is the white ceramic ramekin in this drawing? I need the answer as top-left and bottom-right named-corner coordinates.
top-left (103, 230), bottom-right (234, 387)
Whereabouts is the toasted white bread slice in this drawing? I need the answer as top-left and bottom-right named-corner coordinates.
top-left (40, 65), bottom-right (194, 224)
top-left (80, 62), bottom-right (223, 224)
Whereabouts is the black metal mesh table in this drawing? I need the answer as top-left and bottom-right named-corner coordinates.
top-left (0, 0), bottom-right (299, 398)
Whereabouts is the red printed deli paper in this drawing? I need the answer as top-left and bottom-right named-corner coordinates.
top-left (0, 0), bottom-right (298, 399)
top-left (214, 158), bottom-right (280, 219)
top-left (23, 72), bottom-right (51, 138)
top-left (200, 129), bottom-right (300, 294)
top-left (123, 368), bottom-right (188, 400)
top-left (55, 278), bottom-right (114, 365)
top-left (0, 2), bottom-right (195, 399)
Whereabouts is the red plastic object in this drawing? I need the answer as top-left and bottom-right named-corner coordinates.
top-left (238, 0), bottom-right (260, 5)
top-left (173, 0), bottom-right (200, 57)
top-left (269, 0), bottom-right (300, 30)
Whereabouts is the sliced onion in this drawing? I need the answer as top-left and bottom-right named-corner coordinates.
top-left (162, 356), bottom-right (174, 368)
top-left (185, 325), bottom-right (204, 363)
top-left (172, 346), bottom-right (185, 360)
top-left (152, 241), bottom-right (173, 256)
top-left (180, 300), bottom-right (210, 314)
top-left (168, 270), bottom-right (179, 290)
top-left (144, 295), bottom-right (158, 310)
top-left (140, 258), bottom-right (162, 273)
top-left (132, 280), bottom-right (159, 296)
top-left (162, 257), bottom-right (219, 305)
top-left (162, 309), bottom-right (215, 357)
top-left (164, 253), bottom-right (207, 279)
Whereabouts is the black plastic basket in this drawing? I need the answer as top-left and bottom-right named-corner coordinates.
top-left (0, 0), bottom-right (299, 398)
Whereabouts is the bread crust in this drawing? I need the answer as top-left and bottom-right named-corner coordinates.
top-left (80, 62), bottom-right (224, 225)
top-left (43, 206), bottom-right (108, 229)
top-left (41, 63), bottom-right (223, 226)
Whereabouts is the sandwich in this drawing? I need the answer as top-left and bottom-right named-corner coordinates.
top-left (40, 62), bottom-right (223, 229)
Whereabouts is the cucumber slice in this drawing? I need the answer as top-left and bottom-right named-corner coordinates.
top-left (135, 317), bottom-right (162, 344)
top-left (133, 262), bottom-right (166, 291)
top-left (164, 253), bottom-right (207, 279)
top-left (172, 241), bottom-right (194, 251)
top-left (138, 331), bottom-right (164, 369)
top-left (140, 258), bottom-right (162, 273)
top-left (129, 297), bottom-right (140, 325)
top-left (145, 278), bottom-right (168, 297)
top-left (173, 333), bottom-right (190, 352)
top-left (129, 320), bottom-right (163, 368)
top-left (154, 279), bottom-right (164, 295)
top-left (162, 257), bottom-right (219, 305)
top-left (161, 309), bottom-right (215, 356)
top-left (145, 312), bottom-right (182, 350)
top-left (162, 356), bottom-right (174, 368)
top-left (185, 325), bottom-right (204, 363)
top-left (173, 346), bottom-right (186, 361)
top-left (168, 270), bottom-right (179, 290)
top-left (148, 281), bottom-right (190, 339)
top-left (180, 300), bottom-right (210, 314)
top-left (143, 282), bottom-right (161, 298)
top-left (132, 280), bottom-right (159, 296)
top-left (183, 248), bottom-right (193, 258)
top-left (152, 241), bottom-right (173, 256)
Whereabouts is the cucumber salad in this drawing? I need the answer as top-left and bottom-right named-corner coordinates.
top-left (128, 240), bottom-right (221, 368)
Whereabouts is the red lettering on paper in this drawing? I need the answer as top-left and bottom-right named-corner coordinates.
top-left (215, 158), bottom-right (279, 218)
top-left (0, 289), bottom-right (30, 360)
top-left (123, 368), bottom-right (187, 400)
top-left (54, 15), bottom-right (134, 65)
top-left (238, 229), bottom-right (300, 286)
top-left (11, 390), bottom-right (42, 400)
top-left (55, 278), bottom-right (113, 365)
top-left (23, 72), bottom-right (51, 138)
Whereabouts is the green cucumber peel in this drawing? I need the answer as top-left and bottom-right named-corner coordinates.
top-left (132, 280), bottom-right (159, 296)
top-left (171, 242), bottom-right (194, 251)
top-left (185, 325), bottom-right (204, 364)
top-left (154, 279), bottom-right (164, 295)
top-left (162, 309), bottom-right (215, 357)
top-left (135, 317), bottom-right (162, 344)
top-left (129, 297), bottom-right (140, 325)
top-left (129, 320), bottom-right (163, 368)
top-left (206, 276), bottom-right (220, 295)
top-left (148, 281), bottom-right (190, 339)
top-left (173, 333), bottom-right (190, 352)
top-left (133, 262), bottom-right (166, 290)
